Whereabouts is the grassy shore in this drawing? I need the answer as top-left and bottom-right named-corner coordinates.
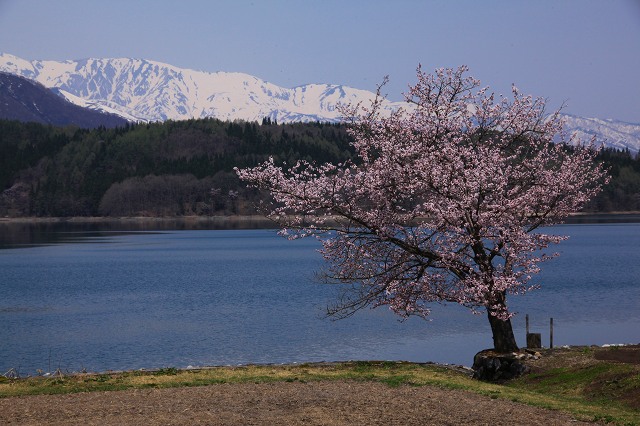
top-left (1, 346), bottom-right (638, 425)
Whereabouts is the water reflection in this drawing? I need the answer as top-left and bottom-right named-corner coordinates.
top-left (0, 217), bottom-right (277, 248)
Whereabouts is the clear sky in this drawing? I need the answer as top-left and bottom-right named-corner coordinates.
top-left (0, 0), bottom-right (639, 122)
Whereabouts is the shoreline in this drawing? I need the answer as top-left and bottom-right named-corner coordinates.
top-left (4, 359), bottom-right (475, 381)
top-left (0, 215), bottom-right (276, 225)
top-left (0, 215), bottom-right (279, 231)
top-left (2, 211), bottom-right (640, 227)
top-left (4, 343), bottom-right (637, 381)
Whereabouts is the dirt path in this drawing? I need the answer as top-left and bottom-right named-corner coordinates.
top-left (0, 380), bottom-right (592, 425)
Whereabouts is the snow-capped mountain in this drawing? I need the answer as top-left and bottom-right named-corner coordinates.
top-left (0, 52), bottom-right (403, 125)
top-left (560, 114), bottom-right (640, 154)
top-left (1, 52), bottom-right (638, 153)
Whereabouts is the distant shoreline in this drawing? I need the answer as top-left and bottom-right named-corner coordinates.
top-left (2, 212), bottom-right (640, 227)
top-left (563, 211), bottom-right (640, 223)
top-left (0, 215), bottom-right (279, 230)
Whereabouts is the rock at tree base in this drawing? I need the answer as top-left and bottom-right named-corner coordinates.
top-left (472, 349), bottom-right (534, 382)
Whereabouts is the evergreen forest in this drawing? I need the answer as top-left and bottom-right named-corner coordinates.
top-left (1, 118), bottom-right (639, 218)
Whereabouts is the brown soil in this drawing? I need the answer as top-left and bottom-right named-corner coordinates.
top-left (0, 380), bottom-right (592, 426)
top-left (593, 346), bottom-right (640, 364)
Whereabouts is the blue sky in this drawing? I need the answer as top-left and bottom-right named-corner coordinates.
top-left (1, 0), bottom-right (639, 122)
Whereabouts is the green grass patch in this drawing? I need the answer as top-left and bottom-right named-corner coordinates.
top-left (508, 355), bottom-right (640, 425)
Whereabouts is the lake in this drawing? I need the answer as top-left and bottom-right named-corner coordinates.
top-left (1, 222), bottom-right (639, 374)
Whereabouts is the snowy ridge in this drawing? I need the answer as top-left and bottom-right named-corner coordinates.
top-left (1, 53), bottom-right (638, 153)
top-left (52, 89), bottom-right (142, 122)
top-left (560, 114), bottom-right (640, 153)
top-left (0, 52), bottom-right (403, 124)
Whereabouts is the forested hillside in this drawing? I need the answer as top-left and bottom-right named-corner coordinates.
top-left (0, 118), bottom-right (353, 217)
top-left (0, 118), bottom-right (638, 217)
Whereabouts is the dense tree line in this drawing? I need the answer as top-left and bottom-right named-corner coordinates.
top-left (0, 117), bottom-right (638, 217)
top-left (588, 147), bottom-right (640, 211)
top-left (0, 118), bottom-right (354, 217)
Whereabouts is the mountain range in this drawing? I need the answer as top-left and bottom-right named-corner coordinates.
top-left (1, 52), bottom-right (639, 153)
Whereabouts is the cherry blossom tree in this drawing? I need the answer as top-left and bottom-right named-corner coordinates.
top-left (236, 66), bottom-right (608, 353)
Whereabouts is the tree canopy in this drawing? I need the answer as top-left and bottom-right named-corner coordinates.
top-left (237, 66), bottom-right (609, 353)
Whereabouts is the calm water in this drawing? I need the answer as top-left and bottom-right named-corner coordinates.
top-left (1, 223), bottom-right (639, 374)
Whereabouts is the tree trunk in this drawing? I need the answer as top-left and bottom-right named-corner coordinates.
top-left (487, 311), bottom-right (519, 353)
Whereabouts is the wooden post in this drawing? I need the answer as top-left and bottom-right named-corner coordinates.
top-left (550, 317), bottom-right (554, 349)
